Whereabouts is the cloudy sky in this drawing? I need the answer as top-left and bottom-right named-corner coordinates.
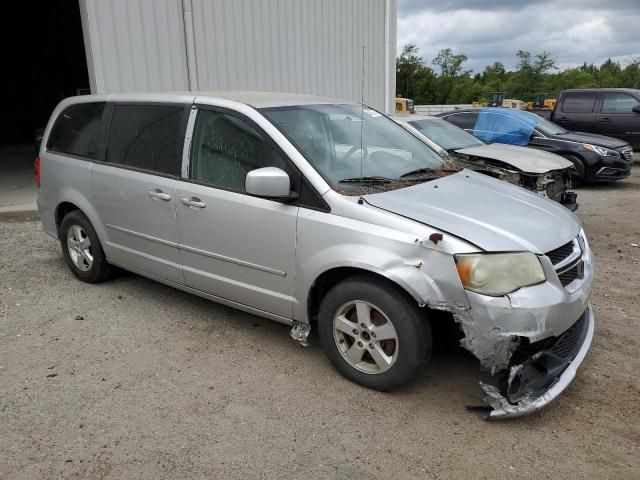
top-left (397, 0), bottom-right (640, 73)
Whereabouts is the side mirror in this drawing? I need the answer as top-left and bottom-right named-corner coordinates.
top-left (245, 167), bottom-right (293, 199)
top-left (632, 104), bottom-right (640, 114)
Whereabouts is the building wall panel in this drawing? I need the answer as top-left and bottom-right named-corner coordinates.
top-left (80, 0), bottom-right (396, 111)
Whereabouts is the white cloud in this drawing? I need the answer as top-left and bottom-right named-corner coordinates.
top-left (397, 0), bottom-right (640, 72)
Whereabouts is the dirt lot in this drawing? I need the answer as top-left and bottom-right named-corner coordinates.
top-left (1, 166), bottom-right (639, 480)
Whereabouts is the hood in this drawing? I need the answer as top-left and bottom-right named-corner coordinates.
top-left (554, 131), bottom-right (628, 149)
top-left (454, 144), bottom-right (573, 174)
top-left (364, 170), bottom-right (581, 253)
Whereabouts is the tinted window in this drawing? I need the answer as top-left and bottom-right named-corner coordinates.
top-left (47, 102), bottom-right (105, 158)
top-left (191, 110), bottom-right (290, 192)
top-left (107, 105), bottom-right (183, 176)
top-left (443, 112), bottom-right (477, 130)
top-left (602, 93), bottom-right (640, 113)
top-left (561, 93), bottom-right (596, 113)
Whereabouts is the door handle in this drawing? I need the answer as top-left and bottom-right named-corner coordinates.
top-left (558, 117), bottom-right (569, 121)
top-left (148, 189), bottom-right (171, 201)
top-left (599, 117), bottom-right (610, 122)
top-left (180, 196), bottom-right (206, 208)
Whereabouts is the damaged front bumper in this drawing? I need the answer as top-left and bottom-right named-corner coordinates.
top-left (475, 305), bottom-right (594, 420)
top-left (440, 231), bottom-right (594, 419)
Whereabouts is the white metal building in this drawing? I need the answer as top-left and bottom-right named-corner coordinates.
top-left (79, 0), bottom-right (397, 112)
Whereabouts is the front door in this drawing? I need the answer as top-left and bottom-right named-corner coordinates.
top-left (91, 104), bottom-right (186, 284)
top-left (176, 108), bottom-right (298, 318)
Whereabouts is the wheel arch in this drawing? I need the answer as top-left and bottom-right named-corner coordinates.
top-left (53, 190), bottom-right (108, 247)
top-left (306, 266), bottom-right (425, 325)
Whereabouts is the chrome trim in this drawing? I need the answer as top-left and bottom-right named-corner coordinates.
top-left (106, 224), bottom-right (178, 248)
top-left (485, 305), bottom-right (594, 420)
top-left (181, 105), bottom-right (198, 178)
top-left (179, 244), bottom-right (287, 277)
top-left (596, 166), bottom-right (628, 175)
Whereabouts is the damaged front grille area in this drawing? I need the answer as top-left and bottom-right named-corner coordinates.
top-left (545, 237), bottom-right (584, 290)
top-left (546, 241), bottom-right (574, 265)
top-left (473, 308), bottom-right (593, 420)
top-left (558, 264), bottom-right (580, 287)
top-left (550, 313), bottom-right (588, 360)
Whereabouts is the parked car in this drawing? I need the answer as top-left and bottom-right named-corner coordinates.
top-left (37, 92), bottom-right (594, 419)
top-left (437, 107), bottom-right (634, 182)
top-left (391, 114), bottom-right (577, 210)
top-left (534, 88), bottom-right (640, 150)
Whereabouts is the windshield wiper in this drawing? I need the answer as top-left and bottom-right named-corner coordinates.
top-left (399, 167), bottom-right (442, 178)
top-left (338, 176), bottom-right (397, 184)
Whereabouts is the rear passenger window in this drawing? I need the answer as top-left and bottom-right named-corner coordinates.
top-left (47, 102), bottom-right (105, 159)
top-left (190, 110), bottom-right (290, 192)
top-left (561, 93), bottom-right (596, 113)
top-left (107, 105), bottom-right (183, 176)
top-left (602, 93), bottom-right (640, 113)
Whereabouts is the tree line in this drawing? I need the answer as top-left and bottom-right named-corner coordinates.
top-left (396, 44), bottom-right (640, 105)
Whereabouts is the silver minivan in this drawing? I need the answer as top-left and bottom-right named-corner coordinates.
top-left (37, 92), bottom-right (594, 419)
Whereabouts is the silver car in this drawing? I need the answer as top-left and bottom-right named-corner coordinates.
top-left (392, 115), bottom-right (578, 210)
top-left (36, 92), bottom-right (594, 419)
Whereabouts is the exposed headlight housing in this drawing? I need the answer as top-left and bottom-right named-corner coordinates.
top-left (582, 143), bottom-right (618, 157)
top-left (454, 252), bottom-right (546, 296)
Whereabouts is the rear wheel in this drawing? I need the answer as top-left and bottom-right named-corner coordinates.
top-left (318, 275), bottom-right (431, 391)
top-left (563, 154), bottom-right (586, 184)
top-left (60, 211), bottom-right (112, 283)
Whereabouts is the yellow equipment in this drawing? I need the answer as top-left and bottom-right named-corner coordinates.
top-left (395, 97), bottom-right (415, 114)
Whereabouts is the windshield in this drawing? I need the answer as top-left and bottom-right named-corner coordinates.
top-left (260, 104), bottom-right (447, 188)
top-left (530, 114), bottom-right (568, 136)
top-left (409, 118), bottom-right (484, 150)
top-left (507, 109), bottom-right (568, 136)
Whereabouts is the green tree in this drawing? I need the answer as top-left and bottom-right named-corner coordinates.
top-left (396, 44), bottom-right (423, 99)
top-left (395, 44), bottom-right (640, 105)
top-left (431, 48), bottom-right (470, 103)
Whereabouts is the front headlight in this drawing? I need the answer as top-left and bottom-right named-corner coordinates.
top-left (454, 252), bottom-right (546, 296)
top-left (582, 143), bottom-right (618, 157)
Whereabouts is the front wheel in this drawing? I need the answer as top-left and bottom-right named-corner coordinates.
top-left (318, 276), bottom-right (431, 391)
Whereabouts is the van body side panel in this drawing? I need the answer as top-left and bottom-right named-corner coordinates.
top-left (90, 164), bottom-right (183, 284)
top-left (175, 181), bottom-right (298, 318)
top-left (37, 152), bottom-right (94, 239)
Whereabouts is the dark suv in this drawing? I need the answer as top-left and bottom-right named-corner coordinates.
top-left (547, 89), bottom-right (640, 150)
top-left (437, 108), bottom-right (634, 182)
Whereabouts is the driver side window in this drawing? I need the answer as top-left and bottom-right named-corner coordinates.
top-left (191, 110), bottom-right (289, 192)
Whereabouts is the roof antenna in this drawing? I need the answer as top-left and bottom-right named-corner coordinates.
top-left (360, 45), bottom-right (365, 180)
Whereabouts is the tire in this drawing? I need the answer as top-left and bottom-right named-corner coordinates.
top-left (318, 275), bottom-right (431, 391)
top-left (563, 154), bottom-right (586, 184)
top-left (60, 210), bottom-right (113, 283)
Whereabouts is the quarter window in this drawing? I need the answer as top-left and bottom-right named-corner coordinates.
top-left (47, 102), bottom-right (105, 159)
top-left (561, 93), bottom-right (596, 113)
top-left (190, 110), bottom-right (289, 192)
top-left (602, 93), bottom-right (640, 113)
top-left (106, 105), bottom-right (183, 176)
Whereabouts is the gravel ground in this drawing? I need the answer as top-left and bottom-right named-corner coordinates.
top-left (1, 166), bottom-right (639, 479)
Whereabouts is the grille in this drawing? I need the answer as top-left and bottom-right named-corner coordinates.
top-left (546, 241), bottom-right (574, 265)
top-left (558, 265), bottom-right (579, 287)
top-left (621, 148), bottom-right (633, 163)
top-left (550, 312), bottom-right (588, 360)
